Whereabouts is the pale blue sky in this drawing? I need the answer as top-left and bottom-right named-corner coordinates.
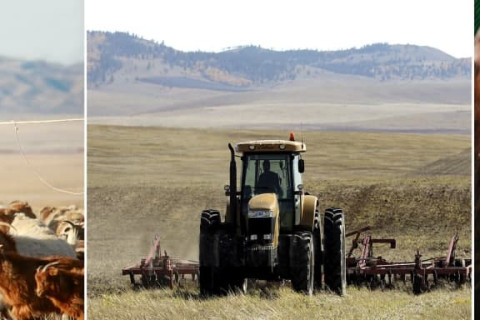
top-left (0, 0), bottom-right (84, 65)
top-left (86, 0), bottom-right (472, 58)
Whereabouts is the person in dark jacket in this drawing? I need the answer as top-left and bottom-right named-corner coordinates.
top-left (257, 160), bottom-right (283, 197)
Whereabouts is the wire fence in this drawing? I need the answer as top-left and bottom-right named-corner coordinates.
top-left (0, 118), bottom-right (83, 125)
top-left (0, 118), bottom-right (84, 196)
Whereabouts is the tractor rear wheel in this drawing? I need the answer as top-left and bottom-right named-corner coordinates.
top-left (291, 232), bottom-right (314, 295)
top-left (324, 207), bottom-right (346, 295)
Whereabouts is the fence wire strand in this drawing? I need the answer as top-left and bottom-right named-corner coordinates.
top-left (0, 118), bottom-right (83, 125)
top-left (1, 119), bottom-right (84, 196)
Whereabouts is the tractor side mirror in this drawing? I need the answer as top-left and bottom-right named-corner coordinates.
top-left (299, 159), bottom-right (305, 173)
top-left (224, 185), bottom-right (230, 196)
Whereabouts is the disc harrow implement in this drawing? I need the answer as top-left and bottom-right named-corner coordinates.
top-left (122, 235), bottom-right (199, 289)
top-left (345, 226), bottom-right (471, 294)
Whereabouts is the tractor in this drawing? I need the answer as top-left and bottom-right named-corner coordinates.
top-left (199, 133), bottom-right (346, 295)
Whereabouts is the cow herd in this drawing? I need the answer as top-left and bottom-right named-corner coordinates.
top-left (0, 201), bottom-right (84, 320)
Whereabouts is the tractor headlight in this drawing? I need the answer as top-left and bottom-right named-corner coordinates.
top-left (248, 209), bottom-right (274, 218)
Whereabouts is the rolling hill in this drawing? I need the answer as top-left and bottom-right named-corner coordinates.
top-left (0, 57), bottom-right (83, 115)
top-left (87, 31), bottom-right (471, 134)
top-left (88, 31), bottom-right (470, 89)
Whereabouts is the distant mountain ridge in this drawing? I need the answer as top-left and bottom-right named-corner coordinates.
top-left (87, 31), bottom-right (471, 90)
top-left (0, 57), bottom-right (83, 115)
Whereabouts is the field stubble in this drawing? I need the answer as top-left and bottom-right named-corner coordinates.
top-left (87, 125), bottom-right (471, 319)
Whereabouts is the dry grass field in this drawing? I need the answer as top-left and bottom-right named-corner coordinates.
top-left (87, 125), bottom-right (471, 319)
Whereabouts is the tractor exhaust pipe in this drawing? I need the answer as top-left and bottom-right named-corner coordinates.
top-left (228, 143), bottom-right (237, 226)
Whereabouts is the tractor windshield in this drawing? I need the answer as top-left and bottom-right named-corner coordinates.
top-left (241, 153), bottom-right (297, 230)
top-left (242, 153), bottom-right (292, 201)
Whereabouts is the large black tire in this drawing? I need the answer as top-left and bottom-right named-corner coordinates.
top-left (200, 268), bottom-right (247, 296)
top-left (200, 209), bottom-right (221, 232)
top-left (324, 207), bottom-right (346, 295)
top-left (199, 266), bottom-right (214, 295)
top-left (291, 232), bottom-right (314, 295)
top-left (199, 209), bottom-right (221, 295)
top-left (222, 270), bottom-right (248, 295)
top-left (313, 210), bottom-right (323, 290)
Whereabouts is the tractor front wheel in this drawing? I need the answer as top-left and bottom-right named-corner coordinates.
top-left (199, 209), bottom-right (221, 295)
top-left (291, 232), bottom-right (314, 295)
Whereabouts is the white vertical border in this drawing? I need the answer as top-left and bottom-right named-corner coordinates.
top-left (83, 0), bottom-right (88, 317)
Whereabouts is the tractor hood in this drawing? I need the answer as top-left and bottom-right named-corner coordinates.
top-left (248, 193), bottom-right (279, 213)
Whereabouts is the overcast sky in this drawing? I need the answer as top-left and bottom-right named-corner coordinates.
top-left (86, 0), bottom-right (472, 58)
top-left (0, 0), bottom-right (84, 65)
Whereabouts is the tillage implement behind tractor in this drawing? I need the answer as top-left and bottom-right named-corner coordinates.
top-left (121, 134), bottom-right (470, 293)
top-left (199, 134), bottom-right (346, 295)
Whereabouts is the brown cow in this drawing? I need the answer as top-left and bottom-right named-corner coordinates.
top-left (0, 252), bottom-right (83, 320)
top-left (35, 263), bottom-right (84, 320)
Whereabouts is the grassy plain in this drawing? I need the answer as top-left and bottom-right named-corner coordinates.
top-left (88, 77), bottom-right (470, 133)
top-left (87, 125), bottom-right (471, 319)
top-left (89, 286), bottom-right (471, 320)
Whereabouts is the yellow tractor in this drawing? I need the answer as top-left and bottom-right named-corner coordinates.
top-left (199, 134), bottom-right (346, 295)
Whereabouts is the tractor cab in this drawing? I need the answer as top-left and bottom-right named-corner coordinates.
top-left (236, 139), bottom-right (306, 231)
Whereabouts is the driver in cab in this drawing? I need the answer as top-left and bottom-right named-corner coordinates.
top-left (256, 160), bottom-right (283, 197)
